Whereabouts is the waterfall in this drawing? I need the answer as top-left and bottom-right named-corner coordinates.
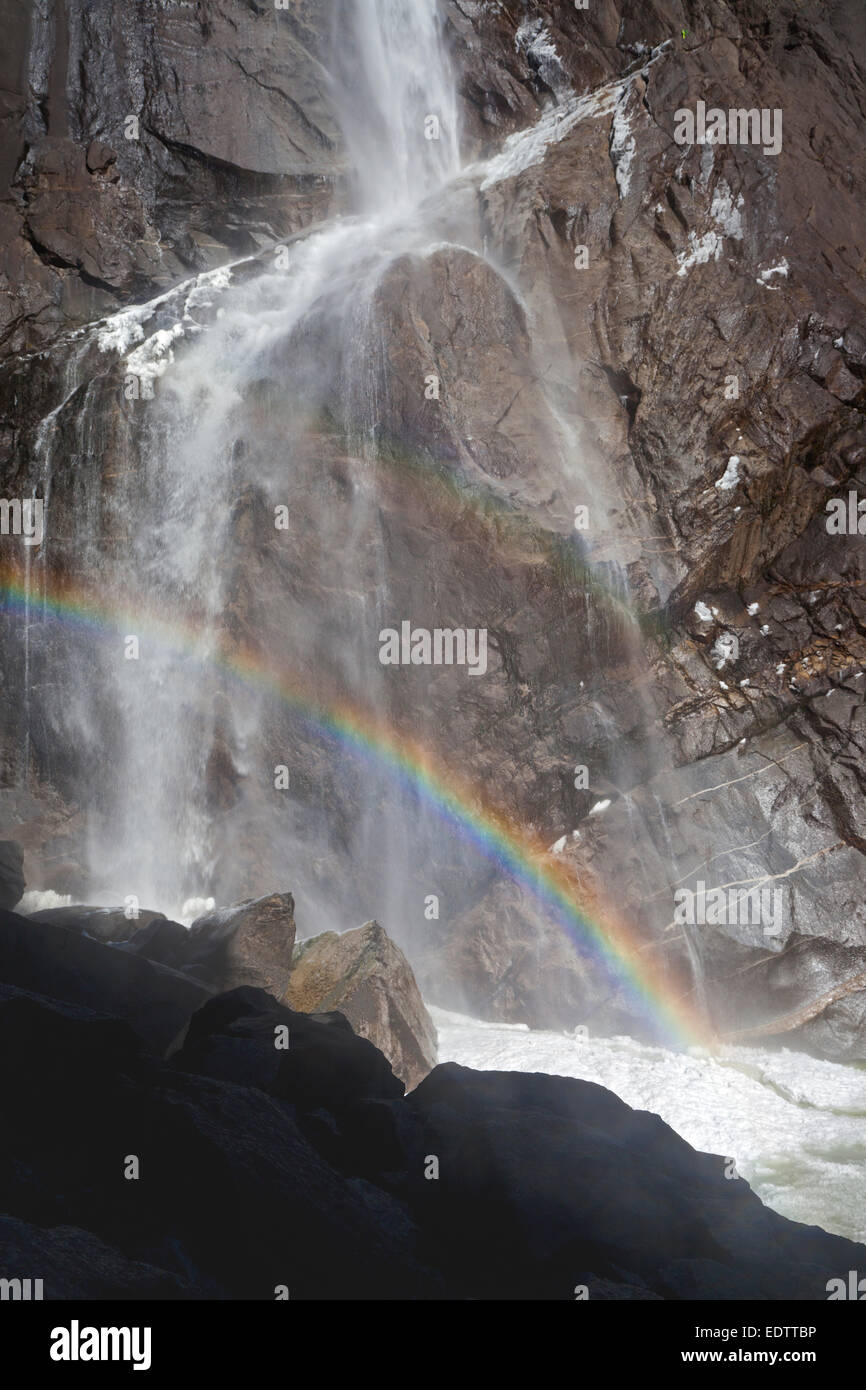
top-left (16, 5), bottom-right (689, 1029)
top-left (330, 0), bottom-right (461, 210)
top-left (55, 0), bottom-right (469, 921)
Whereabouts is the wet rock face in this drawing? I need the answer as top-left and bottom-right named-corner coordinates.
top-left (28, 903), bottom-right (174, 944)
top-left (286, 921), bottom-right (438, 1089)
top-left (18, 137), bottom-right (164, 295)
top-left (0, 0), bottom-right (341, 354)
top-left (182, 893), bottom-right (297, 997)
top-left (1, 0), bottom-right (865, 1058)
top-left (419, 0), bottom-right (866, 1054)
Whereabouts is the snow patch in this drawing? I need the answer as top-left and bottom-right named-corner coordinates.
top-left (515, 18), bottom-right (569, 93)
top-left (757, 259), bottom-right (789, 289)
top-left (479, 83), bottom-right (620, 189)
top-left (676, 180), bottom-right (743, 276)
top-left (98, 264), bottom-right (237, 382)
top-left (712, 634), bottom-right (737, 670)
top-left (610, 87), bottom-right (636, 198)
top-left (477, 43), bottom-right (670, 192)
top-left (677, 229), bottom-right (724, 277)
top-left (710, 182), bottom-right (744, 238)
top-left (715, 455), bottom-right (740, 491)
top-left (125, 323), bottom-right (185, 386)
top-left (97, 306), bottom-right (150, 356)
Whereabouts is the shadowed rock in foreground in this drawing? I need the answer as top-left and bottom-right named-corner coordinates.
top-left (0, 841), bottom-right (24, 910)
top-left (0, 907), bottom-right (212, 1056)
top-left (0, 906), bottom-right (861, 1300)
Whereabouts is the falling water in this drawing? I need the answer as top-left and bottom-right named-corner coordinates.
top-left (330, 0), bottom-right (461, 210)
top-left (70, 0), bottom-right (470, 919)
top-left (18, 5), bottom-right (678, 948)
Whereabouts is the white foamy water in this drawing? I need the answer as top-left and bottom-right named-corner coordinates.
top-left (17, 889), bottom-right (74, 913)
top-left (431, 1006), bottom-right (866, 1244)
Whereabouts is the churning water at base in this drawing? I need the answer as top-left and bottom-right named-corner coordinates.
top-left (432, 1007), bottom-right (866, 1244)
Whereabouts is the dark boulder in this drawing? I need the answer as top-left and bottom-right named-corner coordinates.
top-left (0, 950), bottom-right (863, 1300)
top-left (27, 904), bottom-right (174, 945)
top-left (182, 894), bottom-right (296, 996)
top-left (0, 840), bottom-right (24, 910)
top-left (174, 986), bottom-right (405, 1111)
top-left (0, 908), bottom-right (211, 1056)
top-left (120, 914), bottom-right (192, 969)
top-left (0, 1217), bottom-right (197, 1300)
top-left (393, 1063), bottom-right (864, 1300)
top-left (0, 983), bottom-right (434, 1300)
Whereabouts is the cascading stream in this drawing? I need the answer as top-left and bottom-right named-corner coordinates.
top-left (78, 0), bottom-right (470, 919)
top-left (15, 7), bottom-right (684, 1027)
top-left (18, 5), bottom-right (676, 967)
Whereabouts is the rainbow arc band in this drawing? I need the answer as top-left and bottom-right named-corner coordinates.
top-left (0, 564), bottom-right (711, 1050)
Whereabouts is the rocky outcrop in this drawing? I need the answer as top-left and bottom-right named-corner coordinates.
top-left (367, 0), bottom-right (866, 1055)
top-left (22, 896), bottom-right (433, 1085)
top-left (174, 985), bottom-right (405, 1112)
top-left (417, 876), bottom-right (640, 1037)
top-left (55, 893), bottom-right (299, 996)
top-left (28, 903), bottom-right (176, 944)
top-left (0, 907), bottom-right (211, 1055)
top-left (709, 930), bottom-right (866, 1061)
top-left (180, 893), bottom-right (297, 996)
top-left (286, 921), bottom-right (437, 1089)
top-left (0, 1217), bottom-right (196, 1300)
top-left (0, 0), bottom-right (342, 356)
top-left (0, 840), bottom-right (24, 909)
top-left (0, 943), bottom-right (862, 1300)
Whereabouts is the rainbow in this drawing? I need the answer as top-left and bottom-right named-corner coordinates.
top-left (0, 563), bottom-right (711, 1049)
